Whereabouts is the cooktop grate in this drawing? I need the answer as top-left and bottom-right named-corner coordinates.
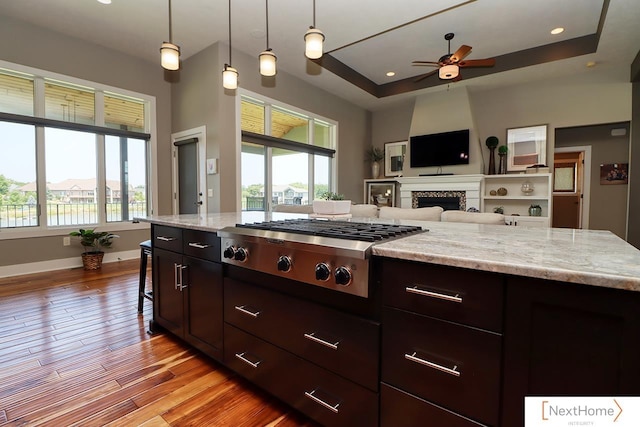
top-left (235, 219), bottom-right (424, 242)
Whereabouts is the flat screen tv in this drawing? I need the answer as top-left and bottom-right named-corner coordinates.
top-left (410, 129), bottom-right (470, 167)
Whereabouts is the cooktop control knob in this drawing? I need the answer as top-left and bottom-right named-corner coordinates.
top-left (234, 247), bottom-right (248, 262)
top-left (223, 246), bottom-right (236, 259)
top-left (277, 255), bottom-right (292, 272)
top-left (315, 263), bottom-right (331, 281)
top-left (334, 266), bottom-right (352, 286)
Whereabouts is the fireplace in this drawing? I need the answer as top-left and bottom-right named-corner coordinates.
top-left (412, 191), bottom-right (466, 211)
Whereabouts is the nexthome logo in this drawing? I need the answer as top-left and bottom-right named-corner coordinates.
top-left (525, 396), bottom-right (640, 426)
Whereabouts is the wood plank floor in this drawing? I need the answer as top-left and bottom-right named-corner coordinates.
top-left (0, 260), bottom-right (318, 426)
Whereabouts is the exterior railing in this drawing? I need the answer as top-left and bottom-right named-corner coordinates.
top-left (0, 203), bottom-right (147, 228)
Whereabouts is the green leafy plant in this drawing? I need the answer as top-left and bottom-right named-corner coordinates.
top-left (69, 228), bottom-right (119, 254)
top-left (493, 206), bottom-right (504, 214)
top-left (485, 136), bottom-right (499, 148)
top-left (365, 146), bottom-right (384, 162)
top-left (498, 145), bottom-right (508, 155)
top-left (320, 191), bottom-right (345, 201)
top-left (529, 204), bottom-right (541, 209)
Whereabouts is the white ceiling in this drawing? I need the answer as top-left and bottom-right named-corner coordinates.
top-left (1, 0), bottom-right (638, 110)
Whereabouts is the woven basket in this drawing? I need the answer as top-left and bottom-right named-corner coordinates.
top-left (81, 252), bottom-right (104, 270)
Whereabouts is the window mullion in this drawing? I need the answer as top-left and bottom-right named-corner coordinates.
top-left (96, 134), bottom-right (106, 224)
top-left (35, 126), bottom-right (46, 228)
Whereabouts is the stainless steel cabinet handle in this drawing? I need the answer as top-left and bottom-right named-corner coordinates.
top-left (304, 332), bottom-right (339, 350)
top-left (188, 242), bottom-right (210, 249)
top-left (156, 236), bottom-right (175, 242)
top-left (405, 352), bottom-right (461, 377)
top-left (178, 265), bottom-right (188, 291)
top-left (234, 305), bottom-right (260, 318)
top-left (405, 286), bottom-right (463, 303)
top-left (174, 263), bottom-right (180, 290)
top-left (304, 389), bottom-right (340, 413)
top-left (235, 352), bottom-right (261, 368)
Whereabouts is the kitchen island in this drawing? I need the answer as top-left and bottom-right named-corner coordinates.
top-left (140, 213), bottom-right (640, 426)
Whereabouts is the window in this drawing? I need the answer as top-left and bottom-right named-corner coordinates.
top-left (0, 63), bottom-right (153, 231)
top-left (240, 94), bottom-right (336, 212)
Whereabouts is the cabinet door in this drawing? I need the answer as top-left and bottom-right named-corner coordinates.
top-left (183, 255), bottom-right (223, 361)
top-left (153, 248), bottom-right (184, 337)
top-left (502, 277), bottom-right (640, 426)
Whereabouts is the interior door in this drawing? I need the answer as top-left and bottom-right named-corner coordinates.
top-left (174, 137), bottom-right (201, 214)
top-left (552, 152), bottom-right (583, 228)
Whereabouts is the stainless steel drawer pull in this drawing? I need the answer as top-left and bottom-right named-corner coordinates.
top-left (304, 389), bottom-right (340, 413)
top-left (188, 242), bottom-right (210, 249)
top-left (234, 305), bottom-right (261, 318)
top-left (235, 352), bottom-right (261, 368)
top-left (405, 286), bottom-right (463, 303)
top-left (304, 332), bottom-right (339, 350)
top-left (156, 236), bottom-right (176, 242)
top-left (405, 352), bottom-right (461, 377)
top-left (174, 263), bottom-right (181, 290)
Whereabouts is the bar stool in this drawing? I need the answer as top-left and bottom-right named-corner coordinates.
top-left (138, 240), bottom-right (153, 313)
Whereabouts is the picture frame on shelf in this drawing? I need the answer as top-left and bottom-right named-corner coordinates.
top-left (506, 125), bottom-right (547, 172)
top-left (384, 141), bottom-right (407, 177)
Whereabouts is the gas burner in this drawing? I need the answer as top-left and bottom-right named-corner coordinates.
top-left (236, 219), bottom-right (423, 242)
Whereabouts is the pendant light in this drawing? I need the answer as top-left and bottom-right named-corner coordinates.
top-left (160, 0), bottom-right (180, 70)
top-left (304, 0), bottom-right (324, 60)
top-left (222, 0), bottom-right (238, 89)
top-left (259, 0), bottom-right (277, 76)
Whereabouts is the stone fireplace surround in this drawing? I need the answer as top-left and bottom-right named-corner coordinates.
top-left (397, 175), bottom-right (484, 211)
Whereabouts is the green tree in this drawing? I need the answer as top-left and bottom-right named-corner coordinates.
top-left (314, 184), bottom-right (329, 198)
top-left (0, 174), bottom-right (9, 195)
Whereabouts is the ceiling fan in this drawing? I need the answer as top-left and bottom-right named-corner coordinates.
top-left (412, 33), bottom-right (496, 82)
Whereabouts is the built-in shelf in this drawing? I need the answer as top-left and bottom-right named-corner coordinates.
top-left (483, 173), bottom-right (552, 227)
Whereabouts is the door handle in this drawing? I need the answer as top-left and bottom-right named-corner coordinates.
top-left (195, 201), bottom-right (203, 205)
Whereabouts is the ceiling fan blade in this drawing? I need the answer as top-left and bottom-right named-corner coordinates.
top-left (414, 69), bottom-right (439, 83)
top-left (412, 60), bottom-right (440, 66)
top-left (458, 58), bottom-right (496, 68)
top-left (450, 45), bottom-right (472, 63)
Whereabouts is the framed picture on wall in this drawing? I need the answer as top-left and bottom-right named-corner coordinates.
top-left (384, 141), bottom-right (407, 177)
top-left (600, 163), bottom-right (628, 185)
top-left (507, 125), bottom-right (547, 172)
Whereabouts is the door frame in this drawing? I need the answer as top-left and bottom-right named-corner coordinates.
top-left (554, 145), bottom-right (591, 229)
top-left (171, 126), bottom-right (207, 214)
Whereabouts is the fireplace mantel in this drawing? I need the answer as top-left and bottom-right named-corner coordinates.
top-left (397, 175), bottom-right (484, 210)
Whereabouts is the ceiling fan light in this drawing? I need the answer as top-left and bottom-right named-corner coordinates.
top-left (160, 42), bottom-right (180, 71)
top-left (304, 27), bottom-right (325, 59)
top-left (259, 49), bottom-right (277, 76)
top-left (439, 64), bottom-right (459, 79)
top-left (222, 64), bottom-right (238, 89)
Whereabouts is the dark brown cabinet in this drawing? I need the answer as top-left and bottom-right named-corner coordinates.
top-left (501, 276), bottom-right (640, 426)
top-left (152, 225), bottom-right (223, 361)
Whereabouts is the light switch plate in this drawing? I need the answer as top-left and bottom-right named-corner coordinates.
top-left (207, 189), bottom-right (213, 197)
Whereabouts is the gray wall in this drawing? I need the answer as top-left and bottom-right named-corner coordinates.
top-left (555, 123), bottom-right (630, 238)
top-left (0, 16), bottom-right (172, 267)
top-left (172, 43), bottom-right (371, 208)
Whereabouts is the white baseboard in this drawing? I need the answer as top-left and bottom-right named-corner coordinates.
top-left (0, 250), bottom-right (140, 279)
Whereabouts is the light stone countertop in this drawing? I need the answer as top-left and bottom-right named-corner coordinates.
top-left (139, 213), bottom-right (640, 292)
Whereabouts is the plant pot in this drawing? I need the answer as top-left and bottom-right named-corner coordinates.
top-left (528, 206), bottom-right (542, 217)
top-left (81, 252), bottom-right (104, 270)
top-left (371, 161), bottom-right (380, 179)
top-left (312, 200), bottom-right (351, 215)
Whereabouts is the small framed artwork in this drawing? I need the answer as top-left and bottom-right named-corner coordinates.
top-left (600, 163), bottom-right (628, 185)
top-left (384, 141), bottom-right (407, 177)
top-left (507, 125), bottom-right (547, 172)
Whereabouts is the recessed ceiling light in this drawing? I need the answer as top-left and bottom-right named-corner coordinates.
top-left (386, 71), bottom-right (395, 77)
top-left (550, 27), bottom-right (564, 35)
top-left (586, 61), bottom-right (597, 68)
top-left (97, 0), bottom-right (112, 4)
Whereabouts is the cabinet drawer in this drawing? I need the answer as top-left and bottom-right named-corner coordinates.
top-left (381, 258), bottom-right (503, 332)
top-left (382, 307), bottom-right (501, 426)
top-left (183, 229), bottom-right (220, 262)
top-left (381, 383), bottom-right (487, 427)
top-left (224, 278), bottom-right (380, 391)
top-left (224, 323), bottom-right (378, 427)
top-left (152, 225), bottom-right (182, 252)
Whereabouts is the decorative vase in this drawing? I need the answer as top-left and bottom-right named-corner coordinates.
top-left (312, 200), bottom-right (352, 215)
top-left (521, 179), bottom-right (534, 196)
top-left (528, 205), bottom-right (542, 217)
top-left (371, 161), bottom-right (380, 179)
top-left (498, 153), bottom-right (507, 174)
top-left (488, 146), bottom-right (496, 175)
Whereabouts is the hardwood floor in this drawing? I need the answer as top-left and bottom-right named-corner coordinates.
top-left (0, 260), bottom-right (318, 426)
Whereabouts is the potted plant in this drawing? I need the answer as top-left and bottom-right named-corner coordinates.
top-left (498, 145), bottom-right (508, 174)
top-left (313, 191), bottom-right (351, 215)
top-left (485, 136), bottom-right (499, 175)
top-left (365, 146), bottom-right (384, 179)
top-left (69, 228), bottom-right (119, 270)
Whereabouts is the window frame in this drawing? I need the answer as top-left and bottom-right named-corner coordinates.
top-left (238, 90), bottom-right (338, 212)
top-left (0, 60), bottom-right (157, 240)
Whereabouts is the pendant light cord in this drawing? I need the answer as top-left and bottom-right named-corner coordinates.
top-left (265, 0), bottom-right (270, 49)
top-left (228, 0), bottom-right (232, 64)
top-left (168, 0), bottom-right (173, 43)
top-left (312, 0), bottom-right (316, 27)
